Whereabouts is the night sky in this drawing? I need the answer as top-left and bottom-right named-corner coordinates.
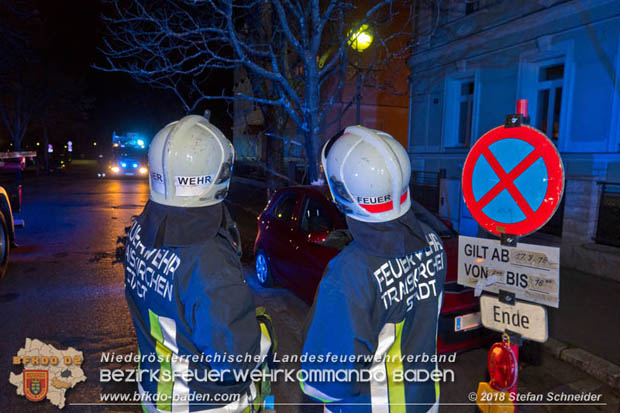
top-left (1, 0), bottom-right (232, 155)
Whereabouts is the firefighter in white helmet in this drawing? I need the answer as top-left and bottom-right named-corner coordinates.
top-left (124, 115), bottom-right (273, 412)
top-left (300, 125), bottom-right (446, 413)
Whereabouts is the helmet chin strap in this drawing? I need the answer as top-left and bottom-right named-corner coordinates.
top-left (345, 126), bottom-right (404, 215)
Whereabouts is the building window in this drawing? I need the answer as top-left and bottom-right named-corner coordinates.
top-left (536, 63), bottom-right (564, 141)
top-left (458, 81), bottom-right (475, 147)
top-left (443, 72), bottom-right (479, 149)
top-left (465, 0), bottom-right (480, 15)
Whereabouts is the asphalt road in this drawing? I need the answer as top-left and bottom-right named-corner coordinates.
top-left (0, 168), bottom-right (617, 412)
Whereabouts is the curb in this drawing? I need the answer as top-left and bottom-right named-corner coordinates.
top-left (543, 337), bottom-right (620, 390)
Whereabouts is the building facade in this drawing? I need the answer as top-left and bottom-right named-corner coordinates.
top-left (407, 0), bottom-right (620, 276)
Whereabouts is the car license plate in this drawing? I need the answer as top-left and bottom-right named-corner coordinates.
top-left (455, 312), bottom-right (481, 332)
top-left (125, 172), bottom-right (135, 176)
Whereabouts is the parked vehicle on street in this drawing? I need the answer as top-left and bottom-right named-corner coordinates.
top-left (0, 151), bottom-right (34, 279)
top-left (254, 185), bottom-right (492, 353)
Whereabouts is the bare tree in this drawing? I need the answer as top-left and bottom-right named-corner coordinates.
top-left (98, 0), bottom-right (414, 181)
top-left (0, 0), bottom-right (39, 151)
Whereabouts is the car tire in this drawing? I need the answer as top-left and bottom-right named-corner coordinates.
top-left (255, 250), bottom-right (273, 287)
top-left (0, 212), bottom-right (10, 280)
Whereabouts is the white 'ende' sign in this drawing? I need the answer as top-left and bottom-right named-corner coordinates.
top-left (480, 294), bottom-right (548, 342)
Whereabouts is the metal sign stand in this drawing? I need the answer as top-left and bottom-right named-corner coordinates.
top-left (467, 99), bottom-right (562, 413)
top-left (493, 102), bottom-right (529, 412)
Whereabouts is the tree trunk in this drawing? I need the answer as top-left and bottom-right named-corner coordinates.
top-left (304, 59), bottom-right (321, 183)
top-left (266, 134), bottom-right (284, 185)
top-left (43, 125), bottom-right (49, 173)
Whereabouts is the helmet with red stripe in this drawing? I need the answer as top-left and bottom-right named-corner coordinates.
top-left (321, 125), bottom-right (411, 223)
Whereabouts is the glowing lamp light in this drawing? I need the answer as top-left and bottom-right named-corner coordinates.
top-left (113, 143), bottom-right (119, 148)
top-left (93, 142), bottom-right (97, 146)
top-left (349, 24), bottom-right (373, 52)
top-left (36, 142), bottom-right (40, 147)
top-left (133, 163), bottom-right (138, 168)
top-left (137, 139), bottom-right (145, 146)
top-left (121, 162), bottom-right (127, 168)
top-left (111, 166), bottom-right (120, 173)
top-left (488, 342), bottom-right (518, 392)
top-left (139, 167), bottom-right (148, 174)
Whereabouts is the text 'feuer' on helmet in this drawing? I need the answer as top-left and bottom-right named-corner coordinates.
top-left (321, 125), bottom-right (411, 223)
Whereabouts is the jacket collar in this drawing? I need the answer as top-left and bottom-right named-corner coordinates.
top-left (346, 207), bottom-right (429, 258)
top-left (135, 200), bottom-right (223, 248)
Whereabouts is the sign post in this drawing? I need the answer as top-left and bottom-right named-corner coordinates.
top-left (461, 100), bottom-right (565, 413)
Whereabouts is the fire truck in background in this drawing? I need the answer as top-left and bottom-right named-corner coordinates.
top-left (100, 132), bottom-right (148, 178)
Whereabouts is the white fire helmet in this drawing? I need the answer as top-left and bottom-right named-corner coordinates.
top-left (321, 125), bottom-right (411, 223)
top-left (148, 115), bottom-right (235, 207)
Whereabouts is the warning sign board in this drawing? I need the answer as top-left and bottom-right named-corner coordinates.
top-left (462, 125), bottom-right (564, 236)
top-left (480, 294), bottom-right (548, 343)
top-left (457, 235), bottom-right (560, 307)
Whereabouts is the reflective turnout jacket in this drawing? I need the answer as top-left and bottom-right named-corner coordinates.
top-left (124, 201), bottom-right (270, 412)
top-left (301, 208), bottom-right (446, 413)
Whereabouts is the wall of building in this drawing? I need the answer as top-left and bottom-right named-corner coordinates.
top-left (407, 0), bottom-right (620, 274)
top-left (408, 0), bottom-right (620, 221)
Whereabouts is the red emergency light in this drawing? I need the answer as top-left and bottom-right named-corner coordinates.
top-left (488, 341), bottom-right (518, 392)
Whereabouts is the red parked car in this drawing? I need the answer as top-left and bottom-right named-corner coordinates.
top-left (254, 185), bottom-right (491, 353)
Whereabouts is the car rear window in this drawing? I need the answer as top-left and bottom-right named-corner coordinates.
top-left (301, 197), bottom-right (334, 233)
top-left (272, 193), bottom-right (298, 221)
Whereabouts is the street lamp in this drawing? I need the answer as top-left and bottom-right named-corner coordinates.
top-left (349, 24), bottom-right (373, 124)
top-left (349, 24), bottom-right (373, 52)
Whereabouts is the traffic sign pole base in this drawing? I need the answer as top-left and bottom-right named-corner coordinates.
top-left (475, 382), bottom-right (515, 413)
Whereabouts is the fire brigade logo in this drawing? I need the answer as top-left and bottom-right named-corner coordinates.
top-left (10, 338), bottom-right (86, 409)
top-left (24, 370), bottom-right (49, 402)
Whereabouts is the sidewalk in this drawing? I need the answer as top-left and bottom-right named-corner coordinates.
top-left (547, 266), bottom-right (620, 367)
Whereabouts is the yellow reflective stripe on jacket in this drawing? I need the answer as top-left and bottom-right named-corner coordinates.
top-left (385, 320), bottom-right (406, 412)
top-left (435, 292), bottom-right (443, 404)
top-left (149, 309), bottom-right (173, 412)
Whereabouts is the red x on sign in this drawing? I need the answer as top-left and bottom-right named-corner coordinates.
top-left (462, 125), bottom-right (564, 236)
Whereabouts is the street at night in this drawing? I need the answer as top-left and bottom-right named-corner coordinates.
top-left (2, 0), bottom-right (620, 412)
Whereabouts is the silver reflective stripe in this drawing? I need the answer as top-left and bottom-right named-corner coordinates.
top-left (159, 316), bottom-right (179, 353)
top-left (139, 382), bottom-right (171, 413)
top-left (139, 382), bottom-right (252, 413)
top-left (426, 398), bottom-right (439, 413)
top-left (171, 356), bottom-right (190, 413)
top-left (157, 315), bottom-right (190, 413)
top-left (302, 381), bottom-right (342, 402)
top-left (370, 323), bottom-right (396, 413)
top-left (434, 292), bottom-right (443, 405)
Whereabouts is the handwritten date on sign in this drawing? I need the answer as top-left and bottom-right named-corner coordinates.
top-left (457, 236), bottom-right (560, 307)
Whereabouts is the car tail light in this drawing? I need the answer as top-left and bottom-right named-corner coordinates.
top-left (488, 341), bottom-right (517, 391)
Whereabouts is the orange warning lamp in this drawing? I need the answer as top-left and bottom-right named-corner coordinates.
top-left (488, 341), bottom-right (518, 391)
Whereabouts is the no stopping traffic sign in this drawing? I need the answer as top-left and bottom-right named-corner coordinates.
top-left (462, 125), bottom-right (564, 236)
